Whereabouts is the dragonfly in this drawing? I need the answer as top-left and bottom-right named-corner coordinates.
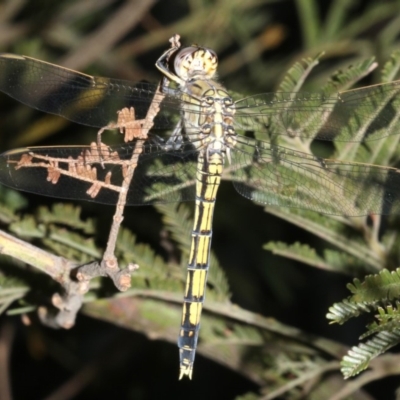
top-left (1, 37), bottom-right (400, 379)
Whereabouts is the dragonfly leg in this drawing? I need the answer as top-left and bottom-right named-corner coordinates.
top-left (156, 36), bottom-right (185, 87)
top-left (165, 120), bottom-right (184, 150)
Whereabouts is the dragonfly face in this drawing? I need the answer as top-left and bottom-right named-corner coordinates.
top-left (1, 38), bottom-right (400, 379)
top-left (173, 45), bottom-right (218, 81)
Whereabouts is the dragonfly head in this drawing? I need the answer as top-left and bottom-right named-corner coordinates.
top-left (174, 45), bottom-right (218, 81)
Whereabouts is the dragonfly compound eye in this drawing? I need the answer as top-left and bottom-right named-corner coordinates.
top-left (174, 46), bottom-right (218, 81)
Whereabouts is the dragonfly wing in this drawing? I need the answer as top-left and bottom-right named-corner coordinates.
top-left (0, 138), bottom-right (198, 205)
top-left (127, 141), bottom-right (198, 204)
top-left (0, 53), bottom-right (182, 130)
top-left (229, 136), bottom-right (400, 216)
top-left (234, 81), bottom-right (400, 142)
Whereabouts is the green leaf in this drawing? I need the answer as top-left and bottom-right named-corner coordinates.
top-left (361, 303), bottom-right (400, 339)
top-left (265, 241), bottom-right (325, 266)
top-left (37, 203), bottom-right (95, 234)
top-left (322, 57), bottom-right (377, 95)
top-left (326, 298), bottom-right (375, 324)
top-left (263, 206), bottom-right (378, 271)
top-left (381, 49), bottom-right (400, 83)
top-left (264, 241), bottom-right (366, 274)
top-left (348, 268), bottom-right (400, 303)
top-left (0, 273), bottom-right (29, 315)
top-left (341, 330), bottom-right (400, 378)
top-left (328, 269), bottom-right (400, 379)
top-left (277, 53), bottom-right (323, 93)
top-left (44, 225), bottom-right (101, 262)
top-left (9, 215), bottom-right (45, 239)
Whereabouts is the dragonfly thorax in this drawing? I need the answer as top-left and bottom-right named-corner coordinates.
top-left (181, 80), bottom-right (237, 157)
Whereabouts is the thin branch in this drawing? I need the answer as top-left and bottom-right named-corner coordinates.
top-left (116, 288), bottom-right (350, 358)
top-left (261, 361), bottom-right (340, 400)
top-left (0, 229), bottom-right (70, 281)
top-left (0, 229), bottom-right (85, 328)
top-left (45, 36), bottom-right (180, 325)
top-left (59, 0), bottom-right (156, 71)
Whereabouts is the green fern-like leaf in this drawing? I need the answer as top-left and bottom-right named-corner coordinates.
top-left (334, 75), bottom-right (400, 162)
top-left (321, 57), bottom-right (377, 95)
top-left (348, 268), bottom-right (400, 303)
top-left (361, 303), bottom-right (400, 339)
top-left (381, 49), bottom-right (400, 83)
top-left (277, 53), bottom-right (323, 93)
top-left (264, 241), bottom-right (366, 274)
top-left (116, 226), bottom-right (173, 274)
top-left (154, 202), bottom-right (194, 256)
top-left (328, 269), bottom-right (400, 379)
top-left (43, 225), bottom-right (101, 262)
top-left (264, 241), bottom-right (325, 267)
top-left (9, 215), bottom-right (45, 239)
top-left (264, 206), bottom-right (378, 271)
top-left (341, 329), bottom-right (400, 378)
top-left (0, 187), bottom-right (27, 224)
top-left (0, 186), bottom-right (28, 212)
top-left (327, 269), bottom-right (400, 324)
top-left (326, 298), bottom-right (375, 324)
top-left (0, 273), bottom-right (29, 315)
top-left (37, 204), bottom-right (95, 234)
top-left (375, 302), bottom-right (400, 323)
top-left (323, 249), bottom-right (366, 274)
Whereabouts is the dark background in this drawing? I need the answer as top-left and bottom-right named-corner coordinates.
top-left (1, 0), bottom-right (400, 399)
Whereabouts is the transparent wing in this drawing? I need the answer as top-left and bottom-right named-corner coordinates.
top-left (4, 53), bottom-right (400, 144)
top-left (234, 82), bottom-right (400, 141)
top-left (1, 135), bottom-right (400, 216)
top-left (229, 135), bottom-right (400, 216)
top-left (0, 53), bottom-right (183, 130)
top-left (0, 137), bottom-right (199, 205)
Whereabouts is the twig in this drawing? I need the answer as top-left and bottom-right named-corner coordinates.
top-left (62, 36), bottom-right (180, 322)
top-left (0, 229), bottom-right (71, 280)
top-left (77, 35), bottom-right (180, 292)
top-left (97, 86), bottom-right (166, 286)
top-left (261, 361), bottom-right (340, 400)
top-left (59, 0), bottom-right (156, 71)
top-left (0, 229), bottom-right (86, 328)
top-left (1, 35), bottom-right (179, 328)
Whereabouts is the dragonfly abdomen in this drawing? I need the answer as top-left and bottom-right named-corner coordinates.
top-left (178, 151), bottom-right (223, 379)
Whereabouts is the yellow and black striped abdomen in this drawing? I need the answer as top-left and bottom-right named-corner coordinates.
top-left (178, 151), bottom-right (223, 379)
